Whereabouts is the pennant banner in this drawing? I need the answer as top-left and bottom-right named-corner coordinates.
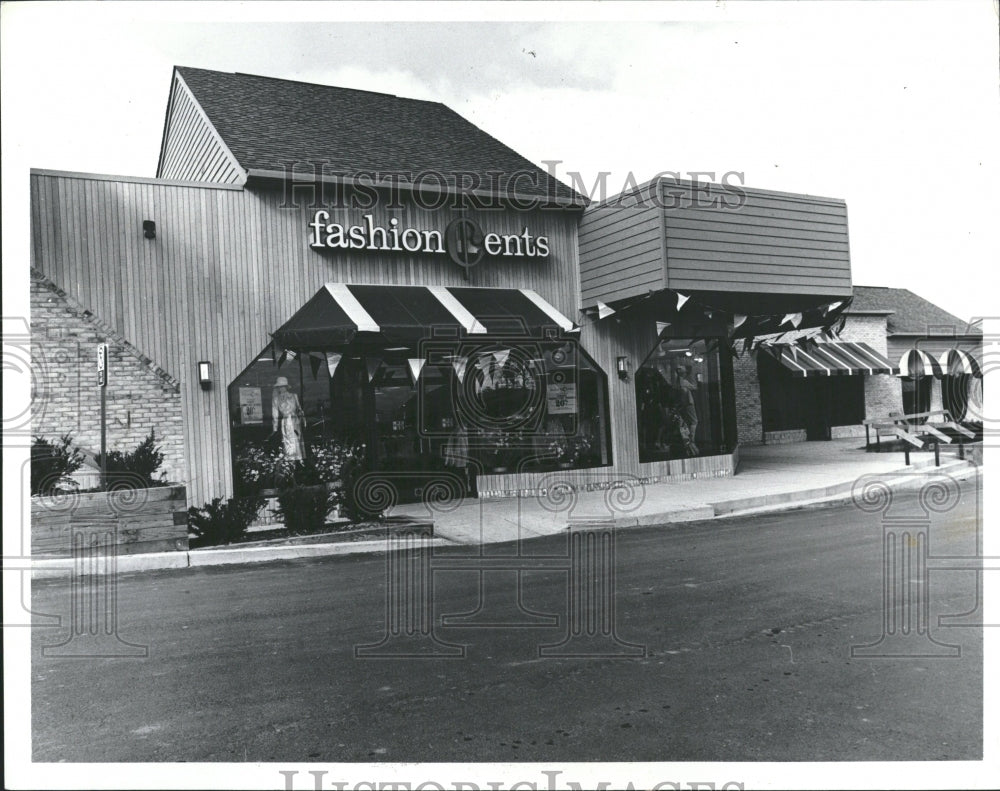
top-left (733, 314), bottom-right (747, 330)
top-left (452, 356), bottom-right (468, 383)
top-left (325, 352), bottom-right (343, 378)
top-left (676, 292), bottom-right (690, 311)
top-left (493, 349), bottom-right (511, 369)
top-left (407, 358), bottom-right (426, 383)
top-left (597, 302), bottom-right (616, 320)
top-left (824, 300), bottom-right (844, 316)
top-left (781, 313), bottom-right (803, 328)
top-left (366, 357), bottom-right (382, 383)
top-left (309, 353), bottom-right (322, 381)
top-left (656, 321), bottom-right (671, 336)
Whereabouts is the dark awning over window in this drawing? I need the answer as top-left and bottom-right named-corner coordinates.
top-left (272, 283), bottom-right (578, 350)
top-left (762, 341), bottom-right (898, 378)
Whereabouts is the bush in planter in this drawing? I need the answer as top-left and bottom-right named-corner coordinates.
top-left (275, 485), bottom-right (336, 535)
top-left (335, 457), bottom-right (385, 524)
top-left (98, 430), bottom-right (167, 488)
top-left (188, 495), bottom-right (266, 547)
top-left (31, 434), bottom-right (85, 495)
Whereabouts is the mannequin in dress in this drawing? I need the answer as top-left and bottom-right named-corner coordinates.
top-left (271, 376), bottom-right (306, 461)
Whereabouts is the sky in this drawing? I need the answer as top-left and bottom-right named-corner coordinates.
top-left (2, 0), bottom-right (998, 324)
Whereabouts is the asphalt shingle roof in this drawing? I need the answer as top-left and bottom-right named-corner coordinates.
top-left (851, 286), bottom-right (980, 336)
top-left (175, 66), bottom-right (582, 203)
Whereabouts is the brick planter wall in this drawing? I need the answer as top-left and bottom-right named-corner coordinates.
top-left (31, 485), bottom-right (188, 558)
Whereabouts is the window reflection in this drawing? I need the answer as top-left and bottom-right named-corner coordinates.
top-left (228, 340), bottom-right (613, 500)
top-left (635, 338), bottom-right (728, 462)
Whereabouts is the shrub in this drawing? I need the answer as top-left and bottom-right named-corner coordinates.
top-left (188, 495), bottom-right (266, 547)
top-left (335, 457), bottom-right (384, 523)
top-left (99, 430), bottom-right (167, 488)
top-left (31, 434), bottom-right (85, 496)
top-left (275, 485), bottom-right (336, 535)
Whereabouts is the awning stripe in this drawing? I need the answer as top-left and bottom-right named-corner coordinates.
top-left (428, 286), bottom-right (488, 334)
top-left (764, 341), bottom-right (896, 378)
top-left (519, 288), bottom-right (578, 332)
top-left (898, 348), bottom-right (943, 378)
top-left (325, 283), bottom-right (380, 333)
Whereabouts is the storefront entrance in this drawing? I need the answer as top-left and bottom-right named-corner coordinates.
top-left (227, 284), bottom-right (612, 503)
top-left (758, 350), bottom-right (866, 440)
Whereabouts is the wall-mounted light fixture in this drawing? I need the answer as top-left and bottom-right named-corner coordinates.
top-left (616, 356), bottom-right (630, 381)
top-left (197, 360), bottom-right (212, 389)
top-left (143, 220), bottom-right (156, 240)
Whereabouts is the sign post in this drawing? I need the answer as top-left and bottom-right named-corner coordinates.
top-left (97, 343), bottom-right (108, 489)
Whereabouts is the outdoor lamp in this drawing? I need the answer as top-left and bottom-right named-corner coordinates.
top-left (143, 220), bottom-right (156, 240)
top-left (198, 360), bottom-right (212, 389)
top-left (616, 356), bottom-right (630, 381)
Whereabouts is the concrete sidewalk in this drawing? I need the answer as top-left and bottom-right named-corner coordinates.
top-left (391, 439), bottom-right (978, 543)
top-left (29, 439), bottom-right (978, 577)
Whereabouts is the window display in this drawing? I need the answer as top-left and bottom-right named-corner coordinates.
top-left (228, 339), bottom-right (612, 499)
top-left (635, 337), bottom-right (729, 463)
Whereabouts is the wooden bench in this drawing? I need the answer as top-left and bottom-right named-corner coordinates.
top-left (864, 410), bottom-right (975, 465)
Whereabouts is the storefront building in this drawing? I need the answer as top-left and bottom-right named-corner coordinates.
top-left (33, 66), bottom-right (970, 512)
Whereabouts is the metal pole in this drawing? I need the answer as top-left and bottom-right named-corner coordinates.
top-left (100, 384), bottom-right (107, 489)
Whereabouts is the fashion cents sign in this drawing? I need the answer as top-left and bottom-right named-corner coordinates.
top-left (309, 211), bottom-right (550, 269)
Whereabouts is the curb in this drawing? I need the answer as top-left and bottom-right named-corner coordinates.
top-left (28, 457), bottom-right (978, 577)
top-left (30, 537), bottom-right (455, 580)
top-left (711, 458), bottom-right (979, 520)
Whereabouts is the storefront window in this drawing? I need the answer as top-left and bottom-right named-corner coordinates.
top-left (900, 376), bottom-right (931, 421)
top-left (229, 339), bottom-right (612, 498)
top-left (635, 338), bottom-right (729, 463)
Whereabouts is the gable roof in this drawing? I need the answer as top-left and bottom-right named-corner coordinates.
top-left (851, 285), bottom-right (980, 336)
top-left (170, 66), bottom-right (583, 205)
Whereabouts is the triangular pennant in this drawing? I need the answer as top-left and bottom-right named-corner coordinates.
top-left (309, 353), bottom-right (322, 381)
top-left (407, 358), bottom-right (426, 383)
top-left (325, 352), bottom-right (343, 378)
top-left (366, 357), bottom-right (381, 383)
top-left (656, 321), bottom-right (671, 336)
top-left (733, 314), bottom-right (747, 330)
top-left (597, 302), bottom-right (616, 320)
top-left (781, 312), bottom-right (803, 328)
top-left (676, 292), bottom-right (690, 311)
top-left (452, 356), bottom-right (468, 383)
top-left (493, 349), bottom-right (511, 367)
top-left (824, 300), bottom-right (844, 316)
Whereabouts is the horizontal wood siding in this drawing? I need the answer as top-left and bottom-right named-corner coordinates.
top-left (662, 180), bottom-right (852, 297)
top-left (157, 76), bottom-right (243, 184)
top-left (578, 192), bottom-right (663, 305)
top-left (30, 172), bottom-right (585, 507)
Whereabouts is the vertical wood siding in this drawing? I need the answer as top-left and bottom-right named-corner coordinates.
top-left (32, 172), bottom-right (610, 506)
top-left (157, 76), bottom-right (244, 184)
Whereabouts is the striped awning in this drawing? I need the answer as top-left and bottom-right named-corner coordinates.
top-left (273, 283), bottom-right (579, 350)
top-left (939, 348), bottom-right (982, 377)
top-left (763, 341), bottom-right (898, 378)
top-left (897, 348), bottom-right (943, 379)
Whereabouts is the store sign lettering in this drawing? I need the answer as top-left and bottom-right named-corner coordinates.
top-left (309, 211), bottom-right (549, 269)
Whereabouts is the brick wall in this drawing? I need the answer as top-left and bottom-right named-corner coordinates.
top-left (30, 270), bottom-right (186, 485)
top-left (838, 314), bottom-right (904, 420)
top-left (732, 351), bottom-right (763, 445)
